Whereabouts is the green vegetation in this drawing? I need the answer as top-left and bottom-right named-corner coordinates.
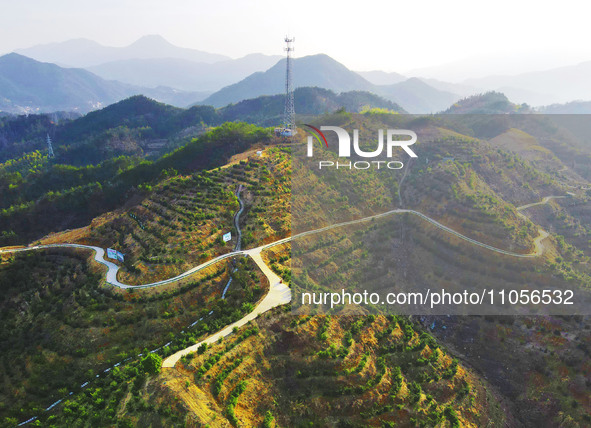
top-left (444, 91), bottom-right (531, 114)
top-left (73, 144), bottom-right (289, 285)
top-left (0, 120), bottom-right (272, 245)
top-left (0, 248), bottom-right (266, 425)
top-left (140, 353), bottom-right (162, 375)
top-left (161, 310), bottom-right (503, 427)
top-left (3, 108), bottom-right (591, 428)
top-left (219, 87), bottom-right (405, 125)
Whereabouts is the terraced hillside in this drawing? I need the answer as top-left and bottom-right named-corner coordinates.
top-left (3, 110), bottom-right (591, 428)
top-left (157, 311), bottom-right (506, 427)
top-left (36, 145), bottom-right (290, 285)
top-left (293, 112), bottom-right (572, 254)
top-left (0, 246), bottom-right (272, 425)
top-left (0, 120), bottom-right (273, 246)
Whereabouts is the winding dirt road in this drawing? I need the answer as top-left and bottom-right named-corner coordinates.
top-left (516, 195), bottom-right (565, 256)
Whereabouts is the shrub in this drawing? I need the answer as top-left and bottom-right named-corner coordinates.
top-left (140, 353), bottom-right (162, 375)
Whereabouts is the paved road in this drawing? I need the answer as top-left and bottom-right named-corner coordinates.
top-left (7, 185), bottom-right (568, 425)
top-left (222, 186), bottom-right (245, 298)
top-left (2, 197), bottom-right (563, 290)
top-left (162, 247), bottom-right (291, 368)
top-left (162, 197), bottom-right (565, 368)
top-left (2, 194), bottom-right (565, 385)
top-left (233, 184), bottom-right (245, 252)
top-left (289, 208), bottom-right (542, 258)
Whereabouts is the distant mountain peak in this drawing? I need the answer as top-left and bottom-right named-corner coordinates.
top-left (0, 52), bottom-right (54, 67)
top-left (128, 34), bottom-right (175, 48)
top-left (203, 53), bottom-right (375, 107)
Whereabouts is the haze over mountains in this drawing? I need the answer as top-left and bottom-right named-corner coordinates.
top-left (87, 54), bottom-right (282, 92)
top-left (2, 34), bottom-right (591, 115)
top-left (202, 54), bottom-right (460, 113)
top-left (464, 61), bottom-right (591, 106)
top-left (15, 35), bottom-right (230, 67)
top-left (0, 53), bottom-right (207, 114)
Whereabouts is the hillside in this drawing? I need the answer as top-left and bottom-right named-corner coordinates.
top-left (55, 95), bottom-right (219, 164)
top-left (2, 111), bottom-right (591, 427)
top-left (0, 245), bottom-right (268, 426)
top-left (293, 112), bottom-right (565, 251)
top-left (220, 87), bottom-right (406, 125)
top-left (157, 310), bottom-right (506, 427)
top-left (464, 60), bottom-right (591, 105)
top-left (38, 146), bottom-right (291, 285)
top-left (0, 111), bottom-right (81, 162)
top-left (203, 54), bottom-right (462, 113)
top-left (440, 113), bottom-right (591, 181)
top-left (539, 100), bottom-right (591, 114)
top-left (0, 53), bottom-right (131, 113)
top-left (357, 70), bottom-right (407, 85)
top-left (288, 113), bottom-right (591, 426)
top-left (0, 53), bottom-right (203, 114)
top-left (0, 121), bottom-right (272, 246)
top-left (2, 91), bottom-right (401, 168)
top-left (0, 139), bottom-right (289, 425)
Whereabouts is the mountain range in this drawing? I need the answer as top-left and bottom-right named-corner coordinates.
top-left (202, 54), bottom-right (460, 113)
top-left (464, 60), bottom-right (591, 105)
top-left (5, 35), bottom-right (591, 115)
top-left (86, 53), bottom-right (282, 92)
top-left (14, 35), bottom-right (230, 67)
top-left (202, 54), bottom-right (374, 107)
top-left (0, 53), bottom-right (206, 114)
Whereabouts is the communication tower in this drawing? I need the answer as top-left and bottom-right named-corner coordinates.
top-left (276, 36), bottom-right (296, 137)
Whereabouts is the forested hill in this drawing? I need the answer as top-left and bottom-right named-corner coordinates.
top-left (0, 121), bottom-right (271, 245)
top-left (2, 90), bottom-right (403, 165)
top-left (219, 87), bottom-right (405, 125)
top-left (0, 96), bottom-right (219, 165)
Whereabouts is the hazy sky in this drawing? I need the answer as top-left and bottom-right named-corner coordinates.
top-left (1, 0), bottom-right (591, 79)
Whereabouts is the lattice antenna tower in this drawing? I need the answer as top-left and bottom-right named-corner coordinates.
top-left (46, 134), bottom-right (55, 158)
top-left (283, 36), bottom-right (295, 135)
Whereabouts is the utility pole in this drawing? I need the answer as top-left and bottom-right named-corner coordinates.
top-left (46, 134), bottom-right (55, 158)
top-left (283, 36), bottom-right (295, 136)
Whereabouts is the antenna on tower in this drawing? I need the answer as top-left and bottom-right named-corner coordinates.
top-left (46, 134), bottom-right (55, 158)
top-left (275, 36), bottom-right (295, 138)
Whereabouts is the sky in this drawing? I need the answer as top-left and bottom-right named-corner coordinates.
top-left (1, 0), bottom-right (591, 80)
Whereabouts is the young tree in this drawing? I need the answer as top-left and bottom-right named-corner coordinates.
top-left (140, 353), bottom-right (162, 375)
